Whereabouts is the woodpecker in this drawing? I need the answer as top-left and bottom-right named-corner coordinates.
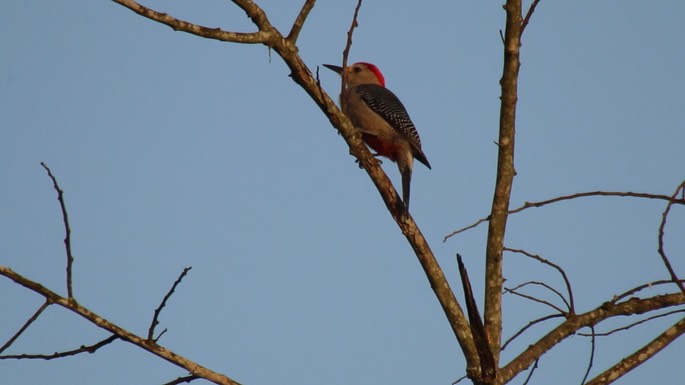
top-left (323, 62), bottom-right (431, 210)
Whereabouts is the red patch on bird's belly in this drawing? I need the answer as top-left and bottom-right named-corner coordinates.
top-left (362, 133), bottom-right (398, 162)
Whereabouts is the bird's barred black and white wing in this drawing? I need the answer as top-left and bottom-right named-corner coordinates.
top-left (357, 84), bottom-right (431, 169)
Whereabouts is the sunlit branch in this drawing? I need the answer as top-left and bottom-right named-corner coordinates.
top-left (585, 317), bottom-right (685, 385)
top-left (111, 0), bottom-right (272, 43)
top-left (0, 266), bottom-right (241, 385)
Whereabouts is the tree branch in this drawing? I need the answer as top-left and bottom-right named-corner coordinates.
top-left (0, 335), bottom-right (118, 360)
top-left (445, 189), bottom-right (685, 241)
top-left (499, 292), bottom-right (685, 383)
top-left (585, 316), bottom-right (685, 385)
top-left (505, 247), bottom-right (574, 313)
top-left (0, 300), bottom-right (51, 354)
top-left (287, 0), bottom-right (316, 42)
top-left (657, 180), bottom-right (685, 295)
top-left (41, 162), bottom-right (74, 299)
top-left (110, 0), bottom-right (273, 43)
top-left (148, 267), bottom-right (192, 341)
top-left (0, 266), bottom-right (241, 385)
top-left (484, 0), bottom-right (523, 366)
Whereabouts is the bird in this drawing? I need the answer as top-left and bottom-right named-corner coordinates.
top-left (323, 62), bottom-right (431, 210)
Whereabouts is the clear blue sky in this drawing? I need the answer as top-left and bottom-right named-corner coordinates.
top-left (1, 1), bottom-right (684, 384)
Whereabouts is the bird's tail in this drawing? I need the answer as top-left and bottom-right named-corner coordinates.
top-left (401, 166), bottom-right (412, 211)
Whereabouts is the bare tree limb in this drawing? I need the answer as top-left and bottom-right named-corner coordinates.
top-left (499, 292), bottom-right (685, 383)
top-left (585, 316), bottom-right (685, 385)
top-left (521, 0), bottom-right (542, 35)
top-left (0, 266), bottom-right (241, 385)
top-left (484, 0), bottom-right (523, 366)
top-left (148, 267), bottom-right (193, 341)
top-left (445, 189), bottom-right (685, 241)
top-left (40, 162), bottom-right (74, 299)
top-left (657, 180), bottom-right (685, 295)
top-left (579, 309), bottom-right (685, 337)
top-left (504, 247), bottom-right (574, 313)
top-left (502, 314), bottom-right (564, 351)
top-left (0, 300), bottom-right (51, 354)
top-left (287, 0), bottom-right (316, 42)
top-left (612, 279), bottom-right (685, 304)
top-left (504, 282), bottom-right (569, 315)
top-left (110, 0), bottom-right (273, 43)
top-left (0, 335), bottom-right (118, 360)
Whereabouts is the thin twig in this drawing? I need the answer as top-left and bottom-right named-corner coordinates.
top-left (504, 281), bottom-right (568, 315)
top-left (502, 314), bottom-right (563, 351)
top-left (580, 326), bottom-right (595, 385)
top-left (148, 267), bottom-right (193, 341)
top-left (445, 190), bottom-right (685, 241)
top-left (162, 374), bottom-right (200, 385)
top-left (612, 279), bottom-right (685, 304)
top-left (578, 309), bottom-right (685, 337)
top-left (520, 0), bottom-right (541, 35)
top-left (40, 162), bottom-right (74, 299)
top-left (505, 247), bottom-right (574, 313)
top-left (340, 0), bottom-right (363, 113)
top-left (451, 374), bottom-right (468, 385)
top-left (657, 180), bottom-right (685, 296)
top-left (0, 266), bottom-right (241, 385)
top-left (0, 335), bottom-right (118, 360)
top-left (521, 358), bottom-right (539, 385)
top-left (0, 300), bottom-right (51, 354)
top-left (287, 0), bottom-right (316, 42)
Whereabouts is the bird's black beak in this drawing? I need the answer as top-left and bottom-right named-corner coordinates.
top-left (322, 64), bottom-right (343, 74)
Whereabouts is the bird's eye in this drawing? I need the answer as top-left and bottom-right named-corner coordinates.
top-left (353, 66), bottom-right (362, 73)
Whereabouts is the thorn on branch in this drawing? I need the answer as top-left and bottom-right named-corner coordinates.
top-left (40, 162), bottom-right (75, 300)
top-left (148, 267), bottom-right (193, 341)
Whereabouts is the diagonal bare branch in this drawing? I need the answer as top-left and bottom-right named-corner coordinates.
top-left (499, 292), bottom-right (685, 383)
top-left (0, 266), bottom-right (241, 385)
top-left (521, 0), bottom-right (542, 35)
top-left (584, 316), bottom-right (685, 385)
top-left (41, 162), bottom-right (74, 299)
top-left (148, 267), bottom-right (193, 341)
top-left (287, 0), bottom-right (316, 42)
top-left (0, 300), bottom-right (51, 354)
